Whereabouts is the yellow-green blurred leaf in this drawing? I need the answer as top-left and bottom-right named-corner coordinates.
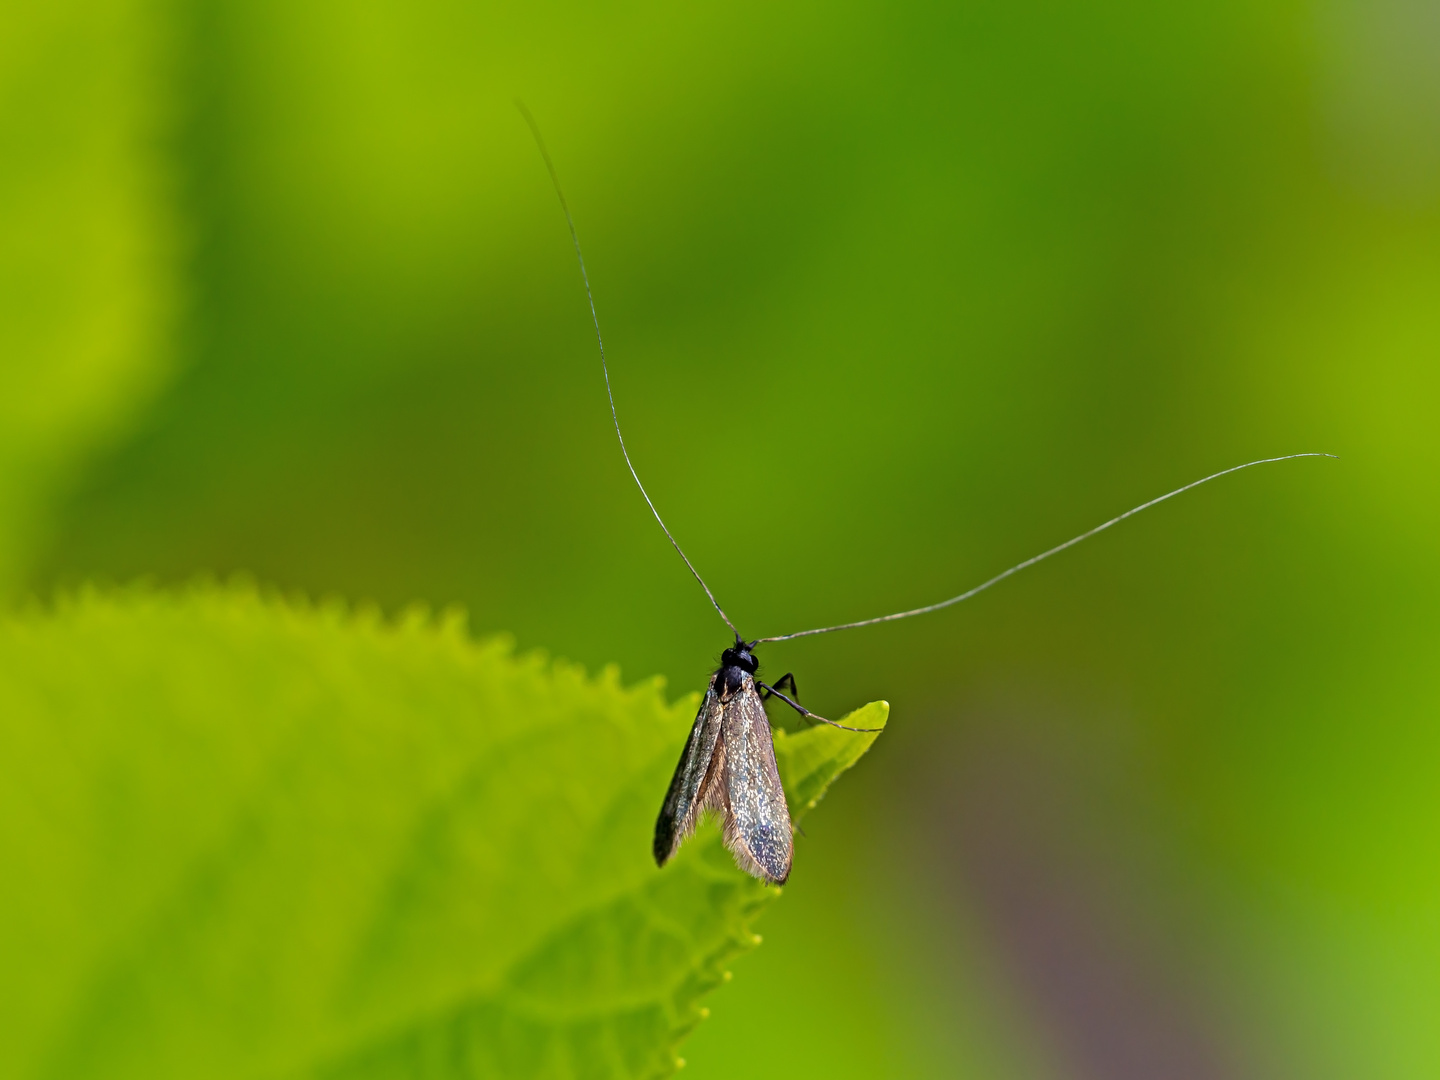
top-left (0, 0), bottom-right (180, 590)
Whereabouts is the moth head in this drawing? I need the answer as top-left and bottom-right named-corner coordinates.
top-left (720, 637), bottom-right (759, 674)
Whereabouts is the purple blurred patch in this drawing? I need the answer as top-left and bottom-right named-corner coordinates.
top-left (911, 703), bottom-right (1246, 1080)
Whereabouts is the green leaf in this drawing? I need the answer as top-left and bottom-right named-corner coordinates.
top-left (0, 584), bottom-right (885, 1079)
top-left (0, 0), bottom-right (180, 590)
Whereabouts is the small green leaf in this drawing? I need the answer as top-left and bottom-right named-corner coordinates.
top-left (774, 701), bottom-right (888, 822)
top-left (0, 585), bottom-right (884, 1079)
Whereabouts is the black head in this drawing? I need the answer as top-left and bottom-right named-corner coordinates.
top-left (720, 636), bottom-right (759, 675)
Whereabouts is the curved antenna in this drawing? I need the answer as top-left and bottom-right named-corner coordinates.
top-left (756, 453), bottom-right (1335, 644)
top-left (518, 102), bottom-right (740, 639)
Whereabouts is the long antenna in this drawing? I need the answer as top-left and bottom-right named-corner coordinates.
top-left (756, 453), bottom-right (1335, 644)
top-left (518, 102), bottom-right (740, 638)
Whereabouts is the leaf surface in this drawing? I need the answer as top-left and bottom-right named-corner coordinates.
top-left (0, 585), bottom-right (885, 1079)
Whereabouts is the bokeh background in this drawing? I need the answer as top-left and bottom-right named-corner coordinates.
top-left (6, 0), bottom-right (1438, 1076)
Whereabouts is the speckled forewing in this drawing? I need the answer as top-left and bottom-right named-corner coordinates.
top-left (653, 674), bottom-right (724, 866)
top-left (720, 677), bottom-right (793, 884)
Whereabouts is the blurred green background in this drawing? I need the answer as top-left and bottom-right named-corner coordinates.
top-left (5, 0), bottom-right (1438, 1076)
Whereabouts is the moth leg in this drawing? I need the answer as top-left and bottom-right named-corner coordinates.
top-left (772, 672), bottom-right (799, 700)
top-left (759, 675), bottom-right (813, 726)
top-left (755, 682), bottom-right (882, 733)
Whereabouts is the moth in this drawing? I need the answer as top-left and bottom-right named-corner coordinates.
top-left (652, 638), bottom-right (793, 883)
top-left (520, 104), bottom-right (1332, 884)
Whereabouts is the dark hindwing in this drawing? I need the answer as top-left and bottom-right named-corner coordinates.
top-left (719, 676), bottom-right (793, 884)
top-left (653, 674), bottom-right (725, 867)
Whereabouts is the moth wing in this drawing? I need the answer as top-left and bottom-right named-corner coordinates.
top-left (720, 677), bottom-right (793, 884)
top-left (653, 675), bottom-right (725, 867)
